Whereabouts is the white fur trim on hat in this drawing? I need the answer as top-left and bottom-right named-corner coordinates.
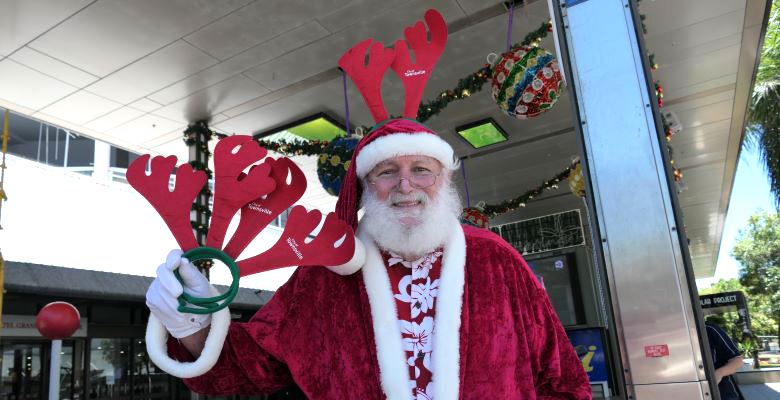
top-left (355, 132), bottom-right (458, 177)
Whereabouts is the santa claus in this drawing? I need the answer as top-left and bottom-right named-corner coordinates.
top-left (145, 9), bottom-right (591, 400)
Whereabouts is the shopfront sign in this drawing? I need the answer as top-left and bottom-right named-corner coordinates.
top-left (1, 314), bottom-right (88, 337)
top-left (567, 328), bottom-right (609, 382)
top-left (700, 292), bottom-right (741, 308)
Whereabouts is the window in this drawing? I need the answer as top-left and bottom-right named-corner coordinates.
top-left (89, 338), bottom-right (131, 399)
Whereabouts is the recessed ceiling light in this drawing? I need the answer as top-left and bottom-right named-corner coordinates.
top-left (257, 113), bottom-right (347, 142)
top-left (455, 118), bottom-right (508, 149)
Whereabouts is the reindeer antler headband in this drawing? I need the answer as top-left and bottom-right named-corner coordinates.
top-left (129, 136), bottom-right (365, 378)
top-left (339, 9), bottom-right (448, 124)
top-left (335, 9), bottom-right (458, 230)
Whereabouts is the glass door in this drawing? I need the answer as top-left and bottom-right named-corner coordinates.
top-left (0, 342), bottom-right (43, 400)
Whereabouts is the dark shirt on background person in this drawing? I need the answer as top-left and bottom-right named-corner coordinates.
top-left (706, 322), bottom-right (744, 400)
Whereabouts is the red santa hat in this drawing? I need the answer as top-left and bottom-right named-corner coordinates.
top-left (335, 9), bottom-right (454, 230)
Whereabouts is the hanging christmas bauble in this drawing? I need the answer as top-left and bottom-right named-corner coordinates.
top-left (460, 202), bottom-right (490, 229)
top-left (36, 302), bottom-right (81, 339)
top-left (491, 46), bottom-right (563, 119)
top-left (317, 135), bottom-right (360, 196)
top-left (568, 162), bottom-right (585, 198)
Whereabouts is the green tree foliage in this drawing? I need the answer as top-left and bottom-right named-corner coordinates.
top-left (733, 211), bottom-right (780, 337)
top-left (746, 2), bottom-right (780, 206)
top-left (699, 278), bottom-right (777, 340)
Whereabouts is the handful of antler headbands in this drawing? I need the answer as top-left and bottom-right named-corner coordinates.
top-left (131, 9), bottom-right (448, 378)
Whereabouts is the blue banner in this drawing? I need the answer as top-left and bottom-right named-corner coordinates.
top-left (566, 328), bottom-right (608, 382)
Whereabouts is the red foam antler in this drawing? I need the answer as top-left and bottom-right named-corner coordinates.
top-left (126, 155), bottom-right (205, 251)
top-left (237, 205), bottom-right (356, 276)
top-left (391, 9), bottom-right (448, 119)
top-left (339, 38), bottom-right (396, 123)
top-left (206, 136), bottom-right (276, 250)
top-left (222, 157), bottom-right (307, 260)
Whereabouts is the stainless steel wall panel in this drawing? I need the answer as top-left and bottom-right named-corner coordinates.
top-left (560, 0), bottom-right (710, 395)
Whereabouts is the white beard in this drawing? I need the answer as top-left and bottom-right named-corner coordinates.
top-left (360, 180), bottom-right (462, 259)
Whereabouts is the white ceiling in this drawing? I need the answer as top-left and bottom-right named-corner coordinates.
top-left (0, 0), bottom-right (768, 277)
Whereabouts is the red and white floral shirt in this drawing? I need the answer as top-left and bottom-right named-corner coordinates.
top-left (382, 249), bottom-right (444, 400)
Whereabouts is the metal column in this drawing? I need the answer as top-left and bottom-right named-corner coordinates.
top-left (556, 0), bottom-right (716, 398)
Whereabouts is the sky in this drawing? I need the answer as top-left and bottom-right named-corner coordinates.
top-left (695, 145), bottom-right (777, 289)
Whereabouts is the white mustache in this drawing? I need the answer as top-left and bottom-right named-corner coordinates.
top-left (388, 191), bottom-right (428, 205)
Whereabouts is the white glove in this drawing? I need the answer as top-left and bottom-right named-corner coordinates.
top-left (146, 249), bottom-right (212, 338)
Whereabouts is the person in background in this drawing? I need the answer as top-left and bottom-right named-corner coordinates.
top-left (706, 321), bottom-right (744, 400)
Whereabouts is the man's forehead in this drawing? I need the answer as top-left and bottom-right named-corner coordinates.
top-left (375, 155), bottom-right (440, 168)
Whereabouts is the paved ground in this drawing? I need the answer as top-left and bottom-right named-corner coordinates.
top-left (742, 383), bottom-right (780, 399)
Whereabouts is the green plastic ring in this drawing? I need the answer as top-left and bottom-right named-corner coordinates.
top-left (175, 247), bottom-right (240, 315)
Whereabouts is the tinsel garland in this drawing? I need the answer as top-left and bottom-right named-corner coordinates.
top-left (417, 20), bottom-right (554, 123)
top-left (482, 160), bottom-right (579, 218)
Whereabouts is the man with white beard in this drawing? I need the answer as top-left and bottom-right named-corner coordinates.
top-left (146, 119), bottom-right (591, 399)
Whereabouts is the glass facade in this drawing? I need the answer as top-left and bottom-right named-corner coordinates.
top-left (1, 343), bottom-right (42, 399)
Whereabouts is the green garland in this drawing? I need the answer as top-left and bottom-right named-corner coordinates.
top-left (482, 160), bottom-right (579, 218)
top-left (182, 121), bottom-right (214, 241)
top-left (417, 20), bottom-right (553, 123)
top-left (255, 138), bottom-right (332, 156)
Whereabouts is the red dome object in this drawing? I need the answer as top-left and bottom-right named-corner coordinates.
top-left (36, 302), bottom-right (81, 339)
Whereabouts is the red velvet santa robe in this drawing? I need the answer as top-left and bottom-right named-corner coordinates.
top-left (168, 221), bottom-right (592, 399)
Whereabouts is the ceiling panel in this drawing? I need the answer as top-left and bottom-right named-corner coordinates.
top-left (38, 91), bottom-right (122, 125)
top-left (0, 59), bottom-right (76, 110)
top-left (0, 0), bottom-right (92, 56)
top-left (241, 0), bottom-right (465, 91)
top-left (665, 74), bottom-right (737, 102)
top-left (141, 128), bottom-right (186, 149)
top-left (129, 98), bottom-right (164, 113)
top-left (9, 46), bottom-right (98, 87)
top-left (673, 99), bottom-right (735, 131)
top-left (185, 0), bottom-right (331, 60)
top-left (85, 40), bottom-right (218, 104)
top-left (153, 75), bottom-right (270, 124)
top-left (83, 107), bottom-right (146, 132)
top-left (665, 88), bottom-right (735, 113)
top-left (28, 0), bottom-right (251, 76)
top-left (641, 0), bottom-right (745, 35)
top-left (149, 21), bottom-right (328, 105)
top-left (148, 137), bottom-right (189, 164)
top-left (672, 119), bottom-right (731, 147)
top-left (316, 0), bottom-right (406, 33)
top-left (655, 45), bottom-right (741, 91)
top-left (107, 114), bottom-right (182, 144)
top-left (645, 9), bottom-right (744, 61)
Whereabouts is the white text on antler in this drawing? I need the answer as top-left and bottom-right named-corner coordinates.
top-left (404, 69), bottom-right (426, 77)
top-left (286, 237), bottom-right (304, 260)
top-left (248, 202), bottom-right (273, 215)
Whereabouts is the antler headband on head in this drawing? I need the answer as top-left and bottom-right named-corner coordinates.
top-left (339, 9), bottom-right (448, 123)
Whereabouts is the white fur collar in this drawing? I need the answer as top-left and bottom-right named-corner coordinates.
top-left (358, 219), bottom-right (466, 400)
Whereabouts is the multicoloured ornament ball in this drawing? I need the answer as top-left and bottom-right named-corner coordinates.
top-left (460, 205), bottom-right (490, 229)
top-left (317, 135), bottom-right (360, 196)
top-left (491, 46), bottom-right (563, 119)
top-left (568, 162), bottom-right (585, 198)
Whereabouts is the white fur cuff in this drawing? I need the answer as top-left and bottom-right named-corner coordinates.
top-left (325, 237), bottom-right (366, 275)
